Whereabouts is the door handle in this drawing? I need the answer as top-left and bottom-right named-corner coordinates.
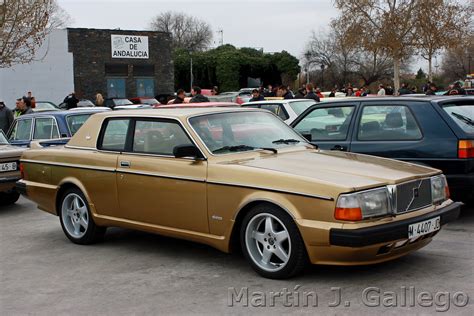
top-left (331, 145), bottom-right (347, 151)
top-left (120, 161), bottom-right (131, 168)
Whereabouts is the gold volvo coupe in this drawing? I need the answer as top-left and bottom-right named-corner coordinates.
top-left (17, 108), bottom-right (461, 279)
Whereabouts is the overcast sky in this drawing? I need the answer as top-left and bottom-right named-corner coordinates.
top-left (58, 0), bottom-right (337, 60)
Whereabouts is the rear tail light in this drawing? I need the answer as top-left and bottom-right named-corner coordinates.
top-left (458, 140), bottom-right (474, 158)
top-left (19, 163), bottom-right (25, 179)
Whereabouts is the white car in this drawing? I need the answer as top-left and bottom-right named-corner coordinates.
top-left (241, 99), bottom-right (317, 124)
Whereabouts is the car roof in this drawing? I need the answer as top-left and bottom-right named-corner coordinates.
top-left (242, 99), bottom-right (315, 105)
top-left (17, 108), bottom-right (109, 119)
top-left (158, 102), bottom-right (238, 108)
top-left (306, 95), bottom-right (474, 105)
top-left (90, 106), bottom-right (263, 120)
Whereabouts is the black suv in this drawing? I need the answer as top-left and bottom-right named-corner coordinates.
top-left (291, 96), bottom-right (474, 203)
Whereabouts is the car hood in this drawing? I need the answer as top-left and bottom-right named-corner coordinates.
top-left (209, 149), bottom-right (440, 197)
top-left (0, 144), bottom-right (25, 159)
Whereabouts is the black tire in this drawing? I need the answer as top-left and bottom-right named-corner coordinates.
top-left (58, 188), bottom-right (106, 245)
top-left (0, 191), bottom-right (20, 206)
top-left (240, 204), bottom-right (308, 279)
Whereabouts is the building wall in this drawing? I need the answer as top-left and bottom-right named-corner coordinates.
top-left (0, 29), bottom-right (74, 108)
top-left (67, 28), bottom-right (174, 100)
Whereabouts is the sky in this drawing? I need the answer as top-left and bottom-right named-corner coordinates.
top-left (57, 0), bottom-right (337, 60)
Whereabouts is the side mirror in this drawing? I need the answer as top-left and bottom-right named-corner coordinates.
top-left (173, 144), bottom-right (204, 159)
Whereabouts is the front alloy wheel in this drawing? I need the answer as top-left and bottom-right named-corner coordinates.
top-left (59, 188), bottom-right (105, 244)
top-left (241, 205), bottom-right (307, 279)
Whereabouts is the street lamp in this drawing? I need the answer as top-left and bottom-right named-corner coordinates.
top-left (304, 52), bottom-right (312, 85)
top-left (320, 64), bottom-right (325, 90)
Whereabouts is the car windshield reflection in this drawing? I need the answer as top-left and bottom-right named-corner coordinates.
top-left (189, 111), bottom-right (307, 154)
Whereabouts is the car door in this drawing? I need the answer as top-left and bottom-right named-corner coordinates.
top-left (116, 117), bottom-right (209, 233)
top-left (8, 118), bottom-right (33, 147)
top-left (292, 103), bottom-right (358, 151)
top-left (350, 101), bottom-right (441, 160)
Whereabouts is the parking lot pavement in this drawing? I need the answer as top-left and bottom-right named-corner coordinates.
top-left (1, 197), bottom-right (473, 315)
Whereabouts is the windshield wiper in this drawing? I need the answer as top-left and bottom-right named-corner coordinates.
top-left (272, 138), bottom-right (301, 145)
top-left (451, 112), bottom-right (474, 126)
top-left (213, 145), bottom-right (277, 154)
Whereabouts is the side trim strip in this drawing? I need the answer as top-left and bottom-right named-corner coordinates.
top-left (20, 159), bottom-right (116, 173)
top-left (208, 180), bottom-right (334, 201)
top-left (118, 169), bottom-right (206, 183)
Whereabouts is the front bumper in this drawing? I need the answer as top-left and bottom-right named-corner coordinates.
top-left (329, 201), bottom-right (462, 247)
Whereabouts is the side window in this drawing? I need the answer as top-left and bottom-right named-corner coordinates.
top-left (358, 105), bottom-right (422, 141)
top-left (99, 119), bottom-right (130, 151)
top-left (293, 106), bottom-right (355, 141)
top-left (67, 114), bottom-right (92, 136)
top-left (260, 104), bottom-right (289, 120)
top-left (33, 118), bottom-right (60, 140)
top-left (10, 119), bottom-right (32, 141)
top-left (133, 120), bottom-right (192, 155)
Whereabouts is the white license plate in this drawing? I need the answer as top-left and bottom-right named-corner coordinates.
top-left (408, 216), bottom-right (440, 239)
top-left (0, 162), bottom-right (17, 172)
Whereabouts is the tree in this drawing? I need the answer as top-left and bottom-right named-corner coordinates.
top-left (416, 68), bottom-right (427, 80)
top-left (416, 0), bottom-right (471, 81)
top-left (441, 33), bottom-right (474, 82)
top-left (0, 0), bottom-right (65, 68)
top-left (334, 0), bottom-right (419, 92)
top-left (149, 11), bottom-right (212, 52)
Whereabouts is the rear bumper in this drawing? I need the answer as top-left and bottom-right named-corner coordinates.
top-left (329, 201), bottom-right (462, 247)
top-left (15, 180), bottom-right (27, 196)
top-left (0, 175), bottom-right (21, 192)
top-left (446, 173), bottom-right (474, 202)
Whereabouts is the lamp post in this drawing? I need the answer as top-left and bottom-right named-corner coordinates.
top-left (304, 52), bottom-right (312, 85)
top-left (320, 64), bottom-right (325, 90)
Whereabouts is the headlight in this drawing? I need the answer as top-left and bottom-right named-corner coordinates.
top-left (335, 187), bottom-right (391, 221)
top-left (431, 175), bottom-right (449, 204)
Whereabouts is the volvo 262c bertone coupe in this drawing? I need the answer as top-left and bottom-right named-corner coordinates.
top-left (17, 108), bottom-right (461, 279)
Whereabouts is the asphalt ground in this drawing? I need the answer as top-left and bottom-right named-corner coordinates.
top-left (1, 197), bottom-right (473, 315)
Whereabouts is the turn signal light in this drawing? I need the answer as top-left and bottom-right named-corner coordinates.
top-left (458, 140), bottom-right (474, 158)
top-left (335, 207), bottom-right (363, 221)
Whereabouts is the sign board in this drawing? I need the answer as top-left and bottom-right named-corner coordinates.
top-left (111, 35), bottom-right (149, 59)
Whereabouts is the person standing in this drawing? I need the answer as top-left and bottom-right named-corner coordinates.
top-left (278, 86), bottom-right (294, 99)
top-left (377, 84), bottom-right (386, 96)
top-left (249, 89), bottom-right (265, 102)
top-left (425, 83), bottom-right (437, 95)
top-left (304, 83), bottom-right (320, 102)
top-left (27, 91), bottom-right (36, 108)
top-left (173, 89), bottom-right (186, 104)
top-left (190, 86), bottom-right (210, 103)
top-left (64, 92), bottom-right (79, 109)
top-left (398, 83), bottom-right (412, 95)
top-left (0, 100), bottom-right (14, 134)
top-left (95, 93), bottom-right (104, 106)
top-left (264, 85), bottom-right (275, 97)
top-left (14, 97), bottom-right (33, 117)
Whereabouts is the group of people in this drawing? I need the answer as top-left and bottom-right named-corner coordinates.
top-left (0, 92), bottom-right (37, 134)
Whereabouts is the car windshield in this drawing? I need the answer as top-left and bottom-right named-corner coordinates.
top-left (140, 98), bottom-right (159, 104)
top-left (0, 130), bottom-right (8, 144)
top-left (189, 111), bottom-right (307, 154)
top-left (114, 99), bottom-right (133, 105)
top-left (66, 114), bottom-right (93, 135)
top-left (35, 102), bottom-right (59, 111)
top-left (288, 100), bottom-right (316, 116)
top-left (441, 103), bottom-right (474, 134)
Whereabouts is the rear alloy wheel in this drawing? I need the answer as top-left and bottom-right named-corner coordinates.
top-left (241, 205), bottom-right (307, 279)
top-left (0, 191), bottom-right (20, 206)
top-left (59, 188), bottom-right (105, 244)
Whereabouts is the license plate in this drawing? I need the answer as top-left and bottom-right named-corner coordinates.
top-left (0, 162), bottom-right (17, 172)
top-left (408, 216), bottom-right (440, 239)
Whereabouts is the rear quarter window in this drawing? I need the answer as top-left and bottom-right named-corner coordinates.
top-left (440, 103), bottom-right (474, 134)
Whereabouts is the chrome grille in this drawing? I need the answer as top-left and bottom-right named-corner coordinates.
top-left (395, 179), bottom-right (432, 213)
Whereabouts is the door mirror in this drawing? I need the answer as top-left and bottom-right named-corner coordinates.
top-left (173, 144), bottom-right (204, 159)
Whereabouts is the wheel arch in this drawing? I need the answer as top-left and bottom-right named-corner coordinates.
top-left (228, 197), bottom-right (300, 253)
top-left (55, 178), bottom-right (91, 216)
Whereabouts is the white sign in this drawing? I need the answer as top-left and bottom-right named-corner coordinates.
top-left (111, 35), bottom-right (149, 59)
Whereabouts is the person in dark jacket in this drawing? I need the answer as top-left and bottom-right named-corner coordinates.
top-left (173, 89), bottom-right (186, 104)
top-left (13, 97), bottom-right (33, 117)
top-left (249, 89), bottom-right (265, 102)
top-left (190, 86), bottom-right (210, 103)
top-left (0, 100), bottom-right (14, 134)
top-left (278, 86), bottom-right (294, 99)
top-left (304, 83), bottom-right (320, 102)
top-left (398, 83), bottom-right (412, 95)
top-left (425, 83), bottom-right (437, 95)
top-left (64, 92), bottom-right (79, 109)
